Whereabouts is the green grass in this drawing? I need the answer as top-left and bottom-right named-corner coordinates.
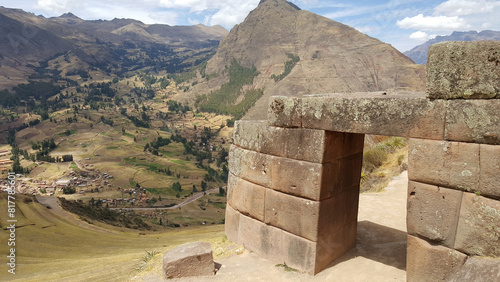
top-left (123, 132), bottom-right (135, 138)
top-left (57, 129), bottom-right (78, 136)
top-left (195, 59), bottom-right (263, 119)
top-left (170, 159), bottom-right (189, 165)
top-left (69, 162), bottom-right (80, 171)
top-left (210, 202), bottom-right (226, 209)
top-left (135, 163), bottom-right (166, 171)
top-left (106, 146), bottom-right (119, 149)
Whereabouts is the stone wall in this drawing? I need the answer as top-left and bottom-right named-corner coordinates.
top-left (226, 41), bottom-right (500, 279)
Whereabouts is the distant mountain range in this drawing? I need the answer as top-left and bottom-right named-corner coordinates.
top-left (404, 30), bottom-right (500, 64)
top-left (0, 6), bottom-right (228, 89)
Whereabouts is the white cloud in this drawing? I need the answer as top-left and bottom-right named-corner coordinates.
top-left (409, 31), bottom-right (436, 41)
top-left (203, 2), bottom-right (258, 27)
top-left (434, 0), bottom-right (500, 16)
top-left (36, 0), bottom-right (83, 15)
top-left (396, 13), bottom-right (470, 31)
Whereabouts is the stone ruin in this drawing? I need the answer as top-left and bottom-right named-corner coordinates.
top-left (225, 41), bottom-right (500, 280)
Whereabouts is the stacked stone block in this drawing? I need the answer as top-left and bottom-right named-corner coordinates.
top-left (226, 41), bottom-right (500, 278)
top-left (405, 41), bottom-right (500, 281)
top-left (226, 120), bottom-right (364, 274)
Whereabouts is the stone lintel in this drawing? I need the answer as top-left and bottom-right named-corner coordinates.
top-left (427, 41), bottom-right (500, 99)
top-left (269, 92), bottom-right (446, 140)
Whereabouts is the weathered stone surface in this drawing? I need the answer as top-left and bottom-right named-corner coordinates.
top-left (163, 241), bottom-right (214, 279)
top-left (427, 41), bottom-right (500, 99)
top-left (455, 193), bottom-right (500, 257)
top-left (224, 204), bottom-right (241, 244)
top-left (260, 126), bottom-right (337, 163)
top-left (316, 221), bottom-right (357, 274)
top-left (407, 235), bottom-right (467, 282)
top-left (445, 99), bottom-right (500, 144)
top-left (238, 212), bottom-right (318, 274)
top-left (265, 188), bottom-right (320, 241)
top-left (300, 92), bottom-right (445, 139)
top-left (268, 96), bottom-right (302, 128)
top-left (407, 181), bottom-right (463, 248)
top-left (269, 156), bottom-right (325, 200)
top-left (479, 144), bottom-right (500, 199)
top-left (227, 174), bottom-right (266, 221)
top-left (450, 256), bottom-right (500, 282)
top-left (264, 186), bottom-right (358, 244)
top-left (408, 138), bottom-right (480, 192)
top-left (233, 120), bottom-right (265, 151)
top-left (317, 188), bottom-right (359, 243)
top-left (228, 145), bottom-right (270, 187)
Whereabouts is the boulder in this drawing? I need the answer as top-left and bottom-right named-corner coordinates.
top-left (163, 241), bottom-right (215, 279)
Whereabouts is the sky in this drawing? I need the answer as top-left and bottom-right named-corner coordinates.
top-left (1, 0), bottom-right (499, 52)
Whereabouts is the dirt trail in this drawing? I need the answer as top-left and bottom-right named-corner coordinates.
top-left (149, 171), bottom-right (409, 282)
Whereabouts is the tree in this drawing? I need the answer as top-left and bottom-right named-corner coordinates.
top-left (219, 187), bottom-right (225, 195)
top-left (201, 181), bottom-right (207, 191)
top-left (192, 185), bottom-right (198, 193)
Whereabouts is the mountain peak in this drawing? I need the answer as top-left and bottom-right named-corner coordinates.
top-left (258, 0), bottom-right (301, 10)
top-left (59, 12), bottom-right (81, 19)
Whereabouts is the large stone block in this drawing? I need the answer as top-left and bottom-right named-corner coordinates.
top-left (233, 120), bottom-right (265, 151)
top-left (479, 144), bottom-right (500, 199)
top-left (407, 181), bottom-right (462, 248)
top-left (227, 174), bottom-right (266, 221)
top-left (455, 193), bottom-right (500, 257)
top-left (268, 153), bottom-right (362, 201)
top-left (300, 92), bottom-right (445, 140)
top-left (268, 96), bottom-right (302, 128)
top-left (238, 213), bottom-right (318, 274)
top-left (260, 126), bottom-right (339, 163)
top-left (407, 235), bottom-right (467, 282)
top-left (445, 99), bottom-right (500, 144)
top-left (265, 187), bottom-right (359, 244)
top-left (408, 138), bottom-right (480, 192)
top-left (264, 189), bottom-right (321, 241)
top-left (163, 242), bottom-right (215, 279)
top-left (450, 256), bottom-right (500, 282)
top-left (317, 188), bottom-right (359, 244)
top-left (224, 204), bottom-right (240, 244)
top-left (427, 41), bottom-right (500, 99)
top-left (228, 145), bottom-right (270, 187)
top-left (269, 156), bottom-right (326, 200)
top-left (316, 221), bottom-right (358, 274)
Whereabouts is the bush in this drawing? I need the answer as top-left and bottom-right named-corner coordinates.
top-left (362, 147), bottom-right (388, 173)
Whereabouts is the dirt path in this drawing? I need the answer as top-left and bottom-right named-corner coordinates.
top-left (149, 171), bottom-right (409, 282)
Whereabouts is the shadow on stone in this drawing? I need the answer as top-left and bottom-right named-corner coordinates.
top-left (214, 262), bottom-right (222, 274)
top-left (324, 220), bottom-right (407, 271)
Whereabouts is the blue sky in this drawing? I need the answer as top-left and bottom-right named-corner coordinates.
top-left (2, 0), bottom-right (499, 52)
